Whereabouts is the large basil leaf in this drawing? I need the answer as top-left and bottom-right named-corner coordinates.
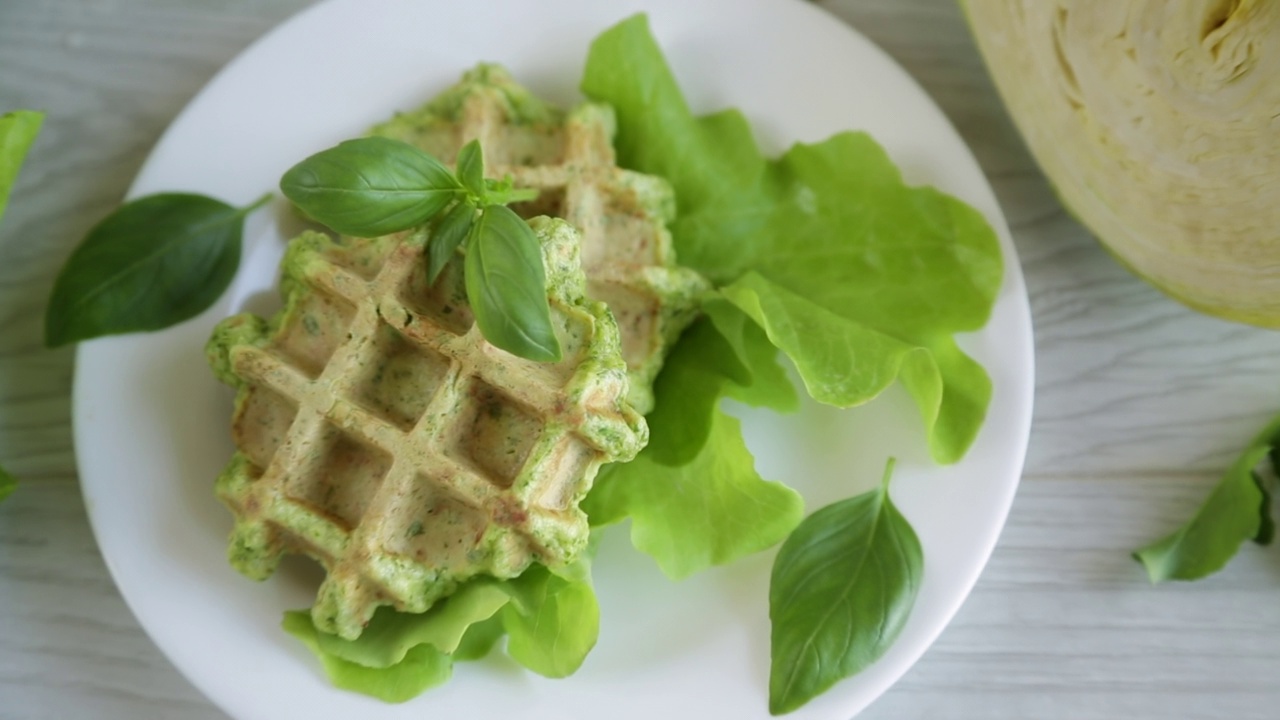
top-left (44, 193), bottom-right (261, 347)
top-left (464, 205), bottom-right (561, 362)
top-left (769, 461), bottom-right (923, 714)
top-left (280, 136), bottom-right (461, 237)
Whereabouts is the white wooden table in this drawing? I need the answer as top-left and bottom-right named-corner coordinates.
top-left (3, 1), bottom-right (1280, 718)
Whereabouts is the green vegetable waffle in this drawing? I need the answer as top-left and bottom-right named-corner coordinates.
top-left (206, 217), bottom-right (646, 640)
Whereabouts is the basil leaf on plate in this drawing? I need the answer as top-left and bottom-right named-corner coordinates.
top-left (427, 201), bottom-right (476, 284)
top-left (280, 136), bottom-right (462, 237)
top-left (0, 109), bottom-right (42, 224)
top-left (483, 177), bottom-right (539, 206)
top-left (769, 459), bottom-right (923, 715)
top-left (1134, 414), bottom-right (1280, 582)
top-left (44, 192), bottom-right (268, 347)
top-left (464, 205), bottom-right (561, 362)
top-left (456, 139), bottom-right (486, 200)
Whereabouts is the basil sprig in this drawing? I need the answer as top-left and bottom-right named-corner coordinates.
top-left (280, 138), bottom-right (559, 363)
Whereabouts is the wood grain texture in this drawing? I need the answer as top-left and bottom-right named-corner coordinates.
top-left (3, 0), bottom-right (1280, 718)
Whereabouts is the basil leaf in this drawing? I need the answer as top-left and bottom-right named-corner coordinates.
top-left (484, 177), bottom-right (539, 206)
top-left (0, 110), bottom-right (42, 225)
top-left (1134, 414), bottom-right (1280, 582)
top-left (0, 466), bottom-right (15, 503)
top-left (464, 205), bottom-right (561, 362)
top-left (456, 139), bottom-right (486, 200)
top-left (427, 201), bottom-right (475, 284)
top-left (280, 137), bottom-right (461, 237)
top-left (769, 459), bottom-right (923, 715)
top-left (45, 193), bottom-right (267, 347)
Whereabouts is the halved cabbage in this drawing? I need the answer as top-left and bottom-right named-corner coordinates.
top-left (966, 0), bottom-right (1280, 325)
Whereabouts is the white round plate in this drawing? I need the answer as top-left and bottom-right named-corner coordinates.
top-left (75, 0), bottom-right (1034, 718)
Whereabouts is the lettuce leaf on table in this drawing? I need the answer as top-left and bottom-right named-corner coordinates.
top-left (581, 16), bottom-right (1002, 465)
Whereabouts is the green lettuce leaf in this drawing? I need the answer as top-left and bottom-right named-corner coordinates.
top-left (582, 15), bottom-right (1002, 464)
top-left (585, 409), bottom-right (805, 579)
top-left (282, 612), bottom-right (453, 703)
top-left (311, 581), bottom-right (509, 668)
top-left (716, 273), bottom-right (990, 463)
top-left (452, 614), bottom-right (506, 661)
top-left (501, 563), bottom-right (599, 678)
top-left (1134, 415), bottom-right (1280, 582)
top-left (280, 579), bottom-right (508, 701)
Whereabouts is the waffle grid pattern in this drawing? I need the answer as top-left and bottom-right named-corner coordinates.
top-left (372, 65), bottom-right (709, 413)
top-left (209, 220), bottom-right (645, 639)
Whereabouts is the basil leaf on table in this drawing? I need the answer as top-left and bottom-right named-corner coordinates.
top-left (455, 139), bottom-right (486, 200)
top-left (280, 136), bottom-right (462, 237)
top-left (0, 110), bottom-right (42, 224)
top-left (1134, 414), bottom-right (1280, 582)
top-left (44, 193), bottom-right (269, 347)
top-left (769, 459), bottom-right (922, 715)
top-left (464, 205), bottom-right (561, 362)
top-left (427, 201), bottom-right (475, 284)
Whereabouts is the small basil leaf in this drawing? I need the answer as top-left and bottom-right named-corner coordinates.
top-left (0, 465), bottom-right (16, 503)
top-left (464, 205), bottom-right (561, 362)
top-left (0, 110), bottom-right (42, 225)
top-left (769, 459), bottom-right (922, 715)
top-left (482, 177), bottom-right (539, 206)
top-left (456, 139), bottom-right (486, 200)
top-left (427, 201), bottom-right (475, 284)
top-left (280, 136), bottom-right (461, 237)
top-left (1134, 414), bottom-right (1280, 582)
top-left (45, 193), bottom-right (260, 347)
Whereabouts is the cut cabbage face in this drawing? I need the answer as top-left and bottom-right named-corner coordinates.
top-left (966, 0), bottom-right (1280, 325)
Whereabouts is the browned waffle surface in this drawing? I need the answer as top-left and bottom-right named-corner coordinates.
top-left (207, 218), bottom-right (646, 639)
top-left (371, 64), bottom-right (709, 413)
